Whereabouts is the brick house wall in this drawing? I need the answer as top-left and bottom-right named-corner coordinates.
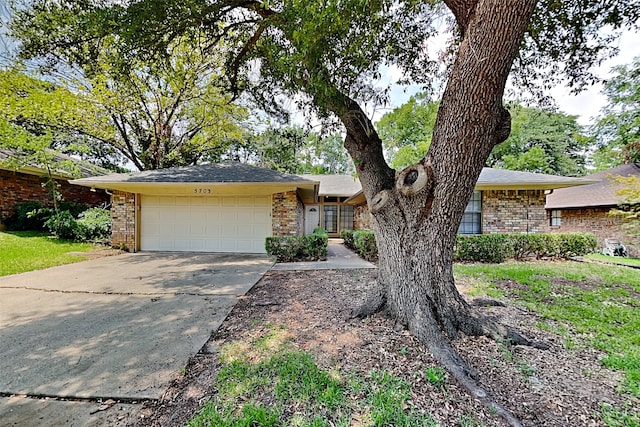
top-left (349, 190), bottom-right (549, 235)
top-left (549, 207), bottom-right (638, 256)
top-left (354, 202), bottom-right (372, 230)
top-left (110, 190), bottom-right (136, 250)
top-left (482, 189), bottom-right (548, 234)
top-left (0, 169), bottom-right (109, 224)
top-left (272, 191), bottom-right (303, 236)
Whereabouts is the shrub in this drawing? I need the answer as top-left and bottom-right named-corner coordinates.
top-left (58, 201), bottom-right (89, 219)
top-left (353, 230), bottom-right (378, 262)
top-left (301, 233), bottom-right (328, 260)
top-left (313, 227), bottom-right (328, 236)
top-left (454, 234), bottom-right (513, 263)
top-left (341, 229), bottom-right (356, 249)
top-left (6, 202), bottom-right (47, 231)
top-left (265, 229), bottom-right (328, 262)
top-left (76, 208), bottom-right (111, 242)
top-left (508, 233), bottom-right (547, 260)
top-left (265, 236), bottom-right (300, 262)
top-left (6, 201), bottom-right (89, 232)
top-left (547, 233), bottom-right (597, 258)
top-left (44, 210), bottom-right (79, 240)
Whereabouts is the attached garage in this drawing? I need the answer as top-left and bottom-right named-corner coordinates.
top-left (70, 163), bottom-right (319, 254)
top-left (140, 195), bottom-right (272, 253)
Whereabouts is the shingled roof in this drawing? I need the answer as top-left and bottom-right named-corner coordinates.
top-left (345, 167), bottom-right (595, 205)
top-left (300, 174), bottom-right (362, 197)
top-left (546, 163), bottom-right (640, 209)
top-left (72, 162), bottom-right (317, 185)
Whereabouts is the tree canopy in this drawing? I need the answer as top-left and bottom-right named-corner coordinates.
top-left (2, 33), bottom-right (250, 170)
top-left (592, 57), bottom-right (640, 170)
top-left (488, 104), bottom-right (589, 176)
top-left (224, 125), bottom-right (354, 175)
top-left (377, 96), bottom-right (589, 175)
top-left (375, 94), bottom-right (438, 170)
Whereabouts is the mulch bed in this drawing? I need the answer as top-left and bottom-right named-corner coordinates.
top-left (137, 269), bottom-right (631, 426)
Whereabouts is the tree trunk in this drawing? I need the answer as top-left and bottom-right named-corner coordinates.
top-left (340, 2), bottom-right (539, 425)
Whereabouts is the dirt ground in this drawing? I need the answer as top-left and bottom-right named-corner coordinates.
top-left (137, 269), bottom-right (634, 427)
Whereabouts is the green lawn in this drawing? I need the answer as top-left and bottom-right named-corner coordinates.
top-left (0, 231), bottom-right (96, 276)
top-left (188, 325), bottom-right (442, 427)
top-left (585, 253), bottom-right (640, 268)
top-left (455, 261), bottom-right (640, 399)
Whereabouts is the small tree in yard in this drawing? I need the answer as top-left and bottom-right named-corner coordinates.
top-left (611, 175), bottom-right (640, 243)
top-left (10, 1), bottom-right (639, 424)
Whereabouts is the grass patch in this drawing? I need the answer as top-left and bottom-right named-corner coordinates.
top-left (455, 260), bottom-right (640, 422)
top-left (585, 254), bottom-right (640, 268)
top-left (0, 231), bottom-right (96, 276)
top-left (189, 325), bottom-right (439, 427)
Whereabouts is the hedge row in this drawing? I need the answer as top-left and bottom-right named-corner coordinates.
top-left (340, 229), bottom-right (378, 262)
top-left (265, 228), bottom-right (328, 262)
top-left (454, 232), bottom-right (597, 263)
top-left (341, 230), bottom-right (596, 264)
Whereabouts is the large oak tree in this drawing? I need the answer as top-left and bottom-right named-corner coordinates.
top-left (10, 1), bottom-right (639, 423)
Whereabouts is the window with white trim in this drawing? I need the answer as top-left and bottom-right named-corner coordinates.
top-left (458, 191), bottom-right (482, 235)
top-left (550, 209), bottom-right (562, 226)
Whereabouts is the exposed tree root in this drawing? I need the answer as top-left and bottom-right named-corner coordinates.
top-left (351, 291), bottom-right (553, 427)
top-left (410, 307), bottom-right (526, 427)
top-left (349, 286), bottom-right (386, 319)
top-left (480, 316), bottom-right (550, 350)
top-left (471, 298), bottom-right (506, 307)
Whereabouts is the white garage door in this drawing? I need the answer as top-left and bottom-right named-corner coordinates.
top-left (140, 195), bottom-right (272, 253)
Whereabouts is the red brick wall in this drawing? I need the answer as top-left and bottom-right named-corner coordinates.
top-left (482, 189), bottom-right (548, 234)
top-left (549, 207), bottom-right (638, 256)
top-left (272, 191), bottom-right (302, 236)
top-left (111, 191), bottom-right (136, 251)
top-left (0, 169), bottom-right (109, 224)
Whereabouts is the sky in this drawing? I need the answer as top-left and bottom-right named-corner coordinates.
top-left (378, 29), bottom-right (640, 127)
top-left (548, 30), bottom-right (640, 126)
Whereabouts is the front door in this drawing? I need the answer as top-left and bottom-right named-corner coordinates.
top-left (305, 205), bottom-right (320, 234)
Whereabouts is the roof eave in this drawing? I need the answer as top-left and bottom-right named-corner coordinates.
top-left (475, 180), bottom-right (598, 190)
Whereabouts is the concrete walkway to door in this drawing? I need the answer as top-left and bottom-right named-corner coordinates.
top-left (271, 239), bottom-right (376, 271)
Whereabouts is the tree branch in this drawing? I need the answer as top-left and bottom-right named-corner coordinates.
top-left (229, 24), bottom-right (268, 96)
top-left (443, 0), bottom-right (479, 35)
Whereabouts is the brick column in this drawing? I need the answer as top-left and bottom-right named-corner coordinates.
top-left (110, 191), bottom-right (136, 250)
top-left (272, 191), bottom-right (302, 236)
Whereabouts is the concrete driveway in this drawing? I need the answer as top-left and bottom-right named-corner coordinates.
top-left (0, 252), bottom-right (272, 426)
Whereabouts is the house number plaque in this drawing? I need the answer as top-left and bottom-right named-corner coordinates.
top-left (193, 188), bottom-right (212, 194)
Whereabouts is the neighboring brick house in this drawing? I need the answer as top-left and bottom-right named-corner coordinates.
top-left (546, 163), bottom-right (640, 256)
top-left (0, 149), bottom-right (110, 228)
top-left (72, 163), bottom-right (593, 254)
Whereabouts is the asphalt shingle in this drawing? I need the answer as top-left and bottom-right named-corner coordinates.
top-left (546, 163), bottom-right (640, 209)
top-left (73, 162), bottom-right (317, 184)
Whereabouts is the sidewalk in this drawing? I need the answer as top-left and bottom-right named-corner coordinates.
top-left (271, 239), bottom-right (376, 271)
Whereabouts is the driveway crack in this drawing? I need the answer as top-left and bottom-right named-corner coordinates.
top-left (0, 391), bottom-right (157, 405)
top-left (0, 286), bottom-right (230, 297)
